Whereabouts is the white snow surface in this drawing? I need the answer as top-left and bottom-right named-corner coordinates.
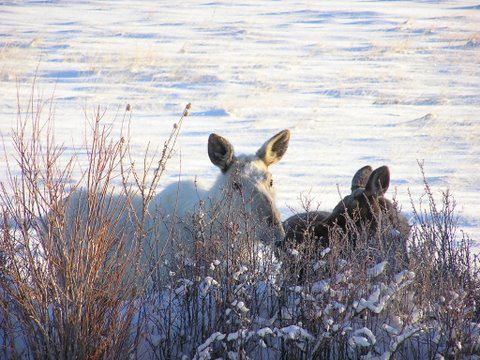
top-left (0, 1), bottom-right (479, 242)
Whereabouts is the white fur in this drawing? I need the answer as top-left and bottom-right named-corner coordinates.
top-left (146, 155), bottom-right (285, 260)
top-left (60, 130), bottom-right (290, 282)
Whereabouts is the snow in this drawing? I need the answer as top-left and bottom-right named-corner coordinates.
top-left (320, 247), bottom-right (331, 258)
top-left (367, 261), bottom-right (388, 278)
top-left (1, 10), bottom-right (479, 357)
top-left (382, 324), bottom-right (400, 336)
top-left (234, 300), bottom-right (249, 313)
top-left (312, 279), bottom-right (330, 294)
top-left (355, 270), bottom-right (415, 314)
top-left (194, 331), bottom-right (226, 359)
top-left (200, 276), bottom-right (219, 297)
top-left (175, 278), bottom-right (194, 295)
top-left (349, 335), bottom-right (371, 348)
top-left (0, 0), bottom-right (478, 244)
top-left (313, 259), bottom-right (327, 271)
top-left (257, 327), bottom-right (274, 338)
top-left (227, 331), bottom-right (240, 342)
top-left (278, 325), bottom-right (314, 341)
top-left (388, 324), bottom-right (421, 354)
top-left (232, 265), bottom-right (248, 280)
top-left (352, 327), bottom-right (377, 346)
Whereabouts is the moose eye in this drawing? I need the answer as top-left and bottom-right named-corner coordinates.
top-left (232, 181), bottom-right (242, 191)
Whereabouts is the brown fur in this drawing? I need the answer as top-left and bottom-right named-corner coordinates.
top-left (282, 165), bottom-right (410, 251)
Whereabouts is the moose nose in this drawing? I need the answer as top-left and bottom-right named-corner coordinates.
top-left (259, 218), bottom-right (285, 246)
top-left (273, 223), bottom-right (286, 245)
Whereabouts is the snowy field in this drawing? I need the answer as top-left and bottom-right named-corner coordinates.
top-left (0, 1), bottom-right (479, 244)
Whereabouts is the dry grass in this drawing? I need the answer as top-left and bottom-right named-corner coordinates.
top-left (0, 85), bottom-right (189, 358)
top-left (0, 90), bottom-right (479, 359)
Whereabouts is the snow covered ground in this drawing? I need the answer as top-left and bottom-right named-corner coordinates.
top-left (0, 1), bottom-right (479, 244)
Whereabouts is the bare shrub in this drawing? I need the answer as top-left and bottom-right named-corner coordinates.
top-left (275, 167), bottom-right (480, 359)
top-left (0, 88), bottom-right (478, 359)
top-left (136, 165), bottom-right (479, 359)
top-left (0, 85), bottom-right (189, 358)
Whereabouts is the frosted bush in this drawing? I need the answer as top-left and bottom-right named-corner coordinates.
top-left (0, 103), bottom-right (478, 359)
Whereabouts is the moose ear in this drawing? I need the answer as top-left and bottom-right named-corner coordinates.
top-left (365, 166), bottom-right (390, 197)
top-left (257, 129), bottom-right (290, 166)
top-left (208, 134), bottom-right (235, 173)
top-left (351, 165), bottom-right (373, 191)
